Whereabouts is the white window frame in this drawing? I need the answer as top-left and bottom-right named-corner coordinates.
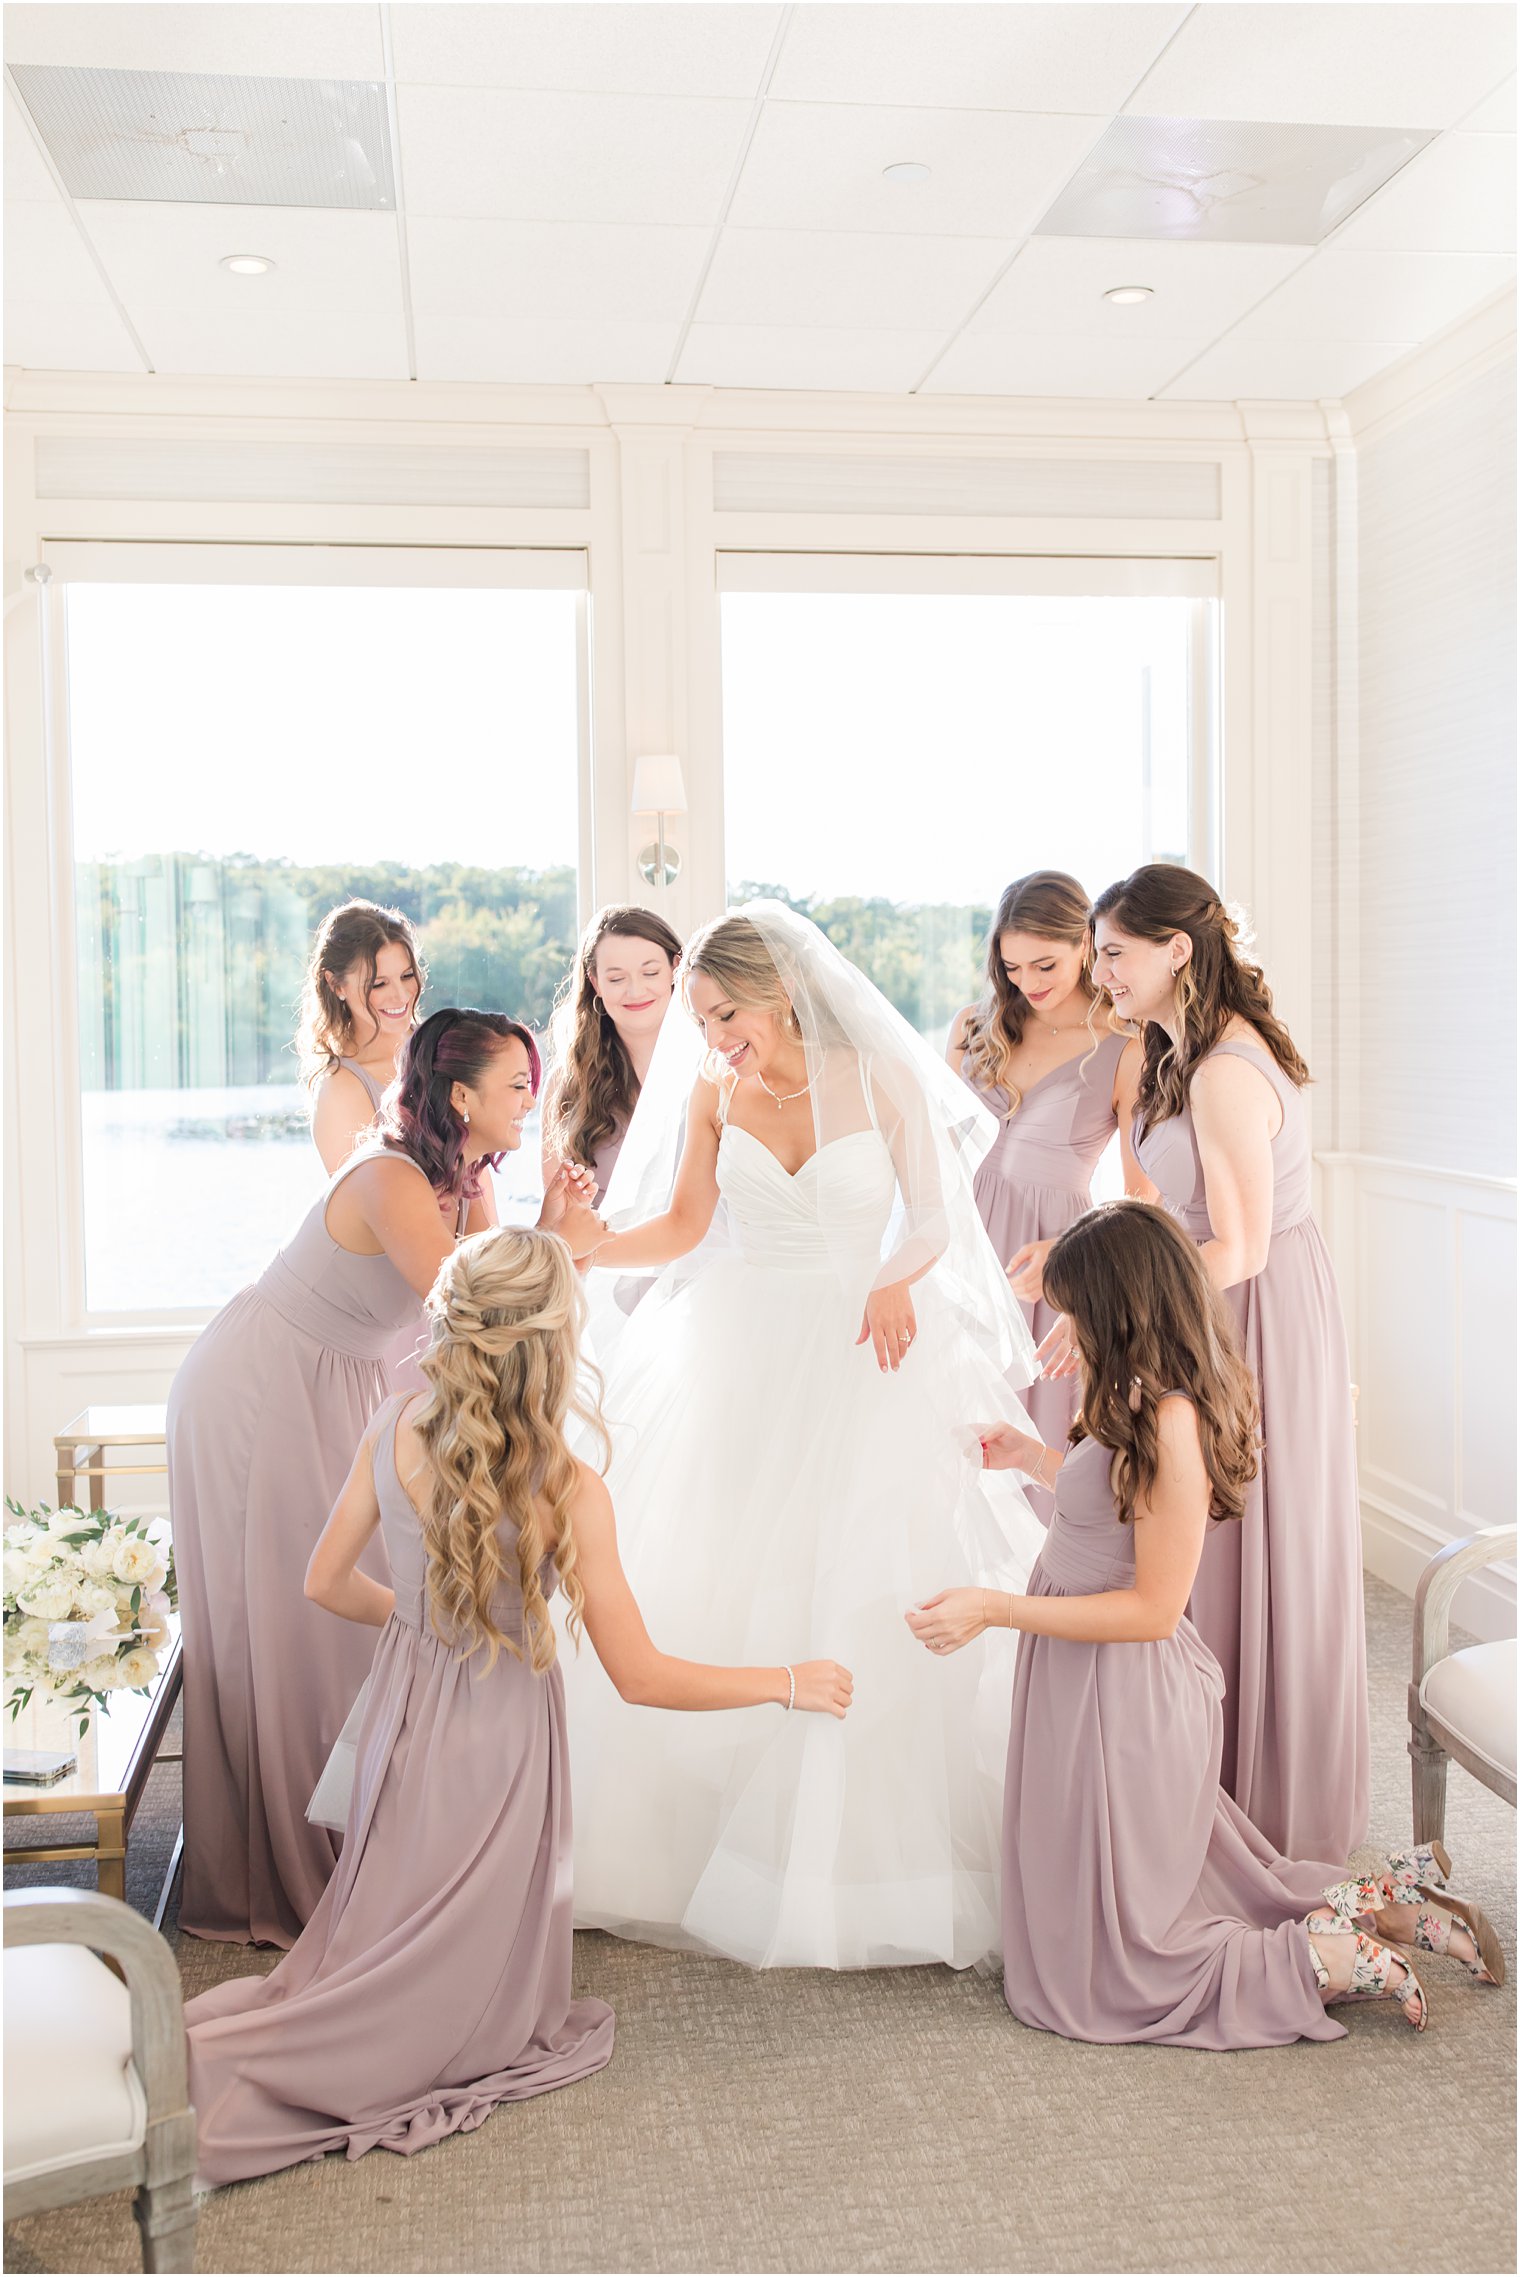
top-left (42, 539), bottom-right (593, 1331)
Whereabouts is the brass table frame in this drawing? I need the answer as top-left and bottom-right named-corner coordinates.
top-left (4, 1640), bottom-right (183, 1928)
top-left (52, 1404), bottom-right (168, 1515)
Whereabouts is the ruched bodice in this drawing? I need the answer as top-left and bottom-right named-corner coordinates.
top-left (255, 1152), bottom-right (428, 1362)
top-left (964, 1031), bottom-right (1125, 1198)
top-left (1137, 1040), bottom-right (1312, 1240)
top-left (1035, 1433), bottom-right (1138, 1593)
top-left (716, 1123), bottom-right (895, 1284)
top-left (374, 1398), bottom-right (555, 1645)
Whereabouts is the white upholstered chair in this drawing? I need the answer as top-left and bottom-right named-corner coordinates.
top-left (1409, 1526), bottom-right (1518, 1844)
top-left (3, 1887), bottom-right (197, 2271)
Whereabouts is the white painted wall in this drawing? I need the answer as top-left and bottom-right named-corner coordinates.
top-left (1323, 291), bottom-right (1517, 1640)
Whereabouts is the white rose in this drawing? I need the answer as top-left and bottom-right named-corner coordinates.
top-left (136, 1595), bottom-right (172, 1648)
top-left (79, 1579), bottom-right (123, 1619)
top-left (17, 1576), bottom-right (79, 1621)
top-left (116, 1646), bottom-right (160, 1689)
top-left (20, 1536), bottom-right (58, 1575)
top-left (80, 1651), bottom-right (125, 1691)
top-left (80, 1538), bottom-right (118, 1579)
top-left (44, 1506), bottom-right (90, 1538)
top-left (2, 1544), bottom-right (35, 1598)
top-left (112, 1538), bottom-right (167, 1591)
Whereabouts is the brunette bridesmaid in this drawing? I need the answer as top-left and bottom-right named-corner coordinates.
top-left (909, 1203), bottom-right (1504, 2047)
top-left (1080, 864), bottom-right (1369, 1862)
top-left (186, 1226), bottom-right (852, 2186)
top-left (949, 872), bottom-right (1148, 1516)
top-left (301, 901), bottom-right (424, 1171)
top-left (541, 905), bottom-right (682, 1205)
top-left (167, 1009), bottom-right (604, 1947)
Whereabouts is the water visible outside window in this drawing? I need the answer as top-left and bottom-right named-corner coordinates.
top-left (721, 592), bottom-right (1197, 1049)
top-left (67, 581), bottom-right (582, 1313)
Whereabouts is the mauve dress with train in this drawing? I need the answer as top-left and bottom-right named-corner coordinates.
top-left (1001, 1416), bottom-right (1346, 2049)
top-left (167, 1149), bottom-right (432, 1947)
top-left (961, 1033), bottom-right (1127, 1518)
top-left (1136, 1039), bottom-right (1370, 1862)
top-left (185, 1398), bottom-right (613, 2185)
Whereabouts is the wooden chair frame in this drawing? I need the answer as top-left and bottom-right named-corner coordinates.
top-left (1409, 1525), bottom-right (1518, 1845)
top-left (4, 1887), bottom-right (197, 2271)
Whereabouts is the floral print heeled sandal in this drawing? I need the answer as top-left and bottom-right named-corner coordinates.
top-left (1305, 1918), bottom-right (1430, 2030)
top-left (1407, 1896), bottom-right (1506, 1986)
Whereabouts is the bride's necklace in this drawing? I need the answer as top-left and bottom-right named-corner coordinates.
top-left (756, 1065), bottom-right (811, 1111)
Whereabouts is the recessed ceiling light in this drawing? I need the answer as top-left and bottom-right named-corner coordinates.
top-left (220, 253), bottom-right (275, 275)
top-left (882, 161), bottom-right (931, 184)
top-left (1104, 285), bottom-right (1153, 305)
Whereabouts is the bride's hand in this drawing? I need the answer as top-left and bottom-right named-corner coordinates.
top-left (904, 1590), bottom-right (990, 1655)
top-left (858, 1281), bottom-right (918, 1372)
top-left (977, 1422), bottom-right (1050, 1476)
top-left (789, 1660), bottom-right (854, 1718)
top-left (1006, 1237), bottom-right (1054, 1303)
top-left (1036, 1313), bottom-right (1081, 1380)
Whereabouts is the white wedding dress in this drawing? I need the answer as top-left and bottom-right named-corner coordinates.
top-left (563, 1084), bottom-right (1046, 1971)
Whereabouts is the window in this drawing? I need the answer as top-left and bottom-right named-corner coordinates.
top-left (719, 556), bottom-right (1214, 1048)
top-left (57, 546), bottom-right (587, 1316)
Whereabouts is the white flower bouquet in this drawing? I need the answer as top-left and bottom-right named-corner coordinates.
top-left (3, 1499), bottom-right (177, 1736)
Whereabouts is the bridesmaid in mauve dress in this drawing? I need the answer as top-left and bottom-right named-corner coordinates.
top-left (1085, 865), bottom-right (1369, 1863)
top-left (542, 904), bottom-right (683, 1206)
top-left (908, 1203), bottom-right (1491, 2046)
top-left (186, 1227), bottom-right (852, 2186)
top-left (949, 873), bottom-right (1148, 1517)
top-left (168, 1010), bottom-right (604, 1947)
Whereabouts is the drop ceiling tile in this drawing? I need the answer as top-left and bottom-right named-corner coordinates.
top-left (698, 226), bottom-right (1011, 331)
top-left (1, 4), bottom-right (385, 80)
top-left (3, 299), bottom-right (143, 371)
top-left (78, 202), bottom-right (404, 312)
top-left (1460, 74), bottom-right (1516, 131)
top-left (676, 322), bottom-right (945, 390)
top-left (727, 101), bottom-right (1102, 238)
top-left (1127, 3), bottom-right (1518, 129)
top-left (134, 303), bottom-right (409, 378)
top-left (771, 5), bottom-right (1188, 114)
top-left (922, 328), bottom-right (1208, 397)
top-left (1331, 132), bottom-right (1516, 253)
top-left (399, 84), bottom-right (752, 226)
top-left (1234, 247), bottom-right (1517, 340)
top-left (413, 314), bottom-right (680, 384)
top-left (390, 3), bottom-right (783, 99)
top-left (969, 235), bottom-right (1309, 339)
top-left (405, 216), bottom-right (711, 326)
top-left (3, 196), bottom-right (111, 304)
top-left (5, 86), bottom-right (62, 202)
top-left (1157, 336), bottom-right (1417, 399)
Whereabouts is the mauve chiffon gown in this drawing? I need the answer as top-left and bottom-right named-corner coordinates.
top-left (167, 1150), bottom-right (432, 1946)
top-left (962, 1033), bottom-right (1126, 1518)
top-left (1001, 1415), bottom-right (1347, 2049)
top-left (185, 1398), bottom-right (613, 2186)
top-left (1136, 1039), bottom-right (1370, 1862)
top-left (327, 1059), bottom-right (432, 1390)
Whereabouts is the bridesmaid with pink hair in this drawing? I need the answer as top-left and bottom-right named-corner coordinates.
top-left (908, 1202), bottom-right (1503, 2048)
top-left (1078, 864), bottom-right (1369, 1863)
top-left (948, 871), bottom-right (1148, 1518)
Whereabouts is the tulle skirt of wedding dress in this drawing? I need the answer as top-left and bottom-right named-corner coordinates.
top-left (562, 1250), bottom-right (1045, 1971)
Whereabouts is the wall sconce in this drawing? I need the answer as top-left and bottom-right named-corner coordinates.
top-left (631, 753), bottom-right (687, 888)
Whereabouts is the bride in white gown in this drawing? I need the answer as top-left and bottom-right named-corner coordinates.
top-left (564, 902), bottom-right (1046, 1969)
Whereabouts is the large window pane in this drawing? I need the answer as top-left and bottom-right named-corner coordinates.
top-left (67, 577), bottom-right (583, 1314)
top-left (721, 590), bottom-right (1200, 1044)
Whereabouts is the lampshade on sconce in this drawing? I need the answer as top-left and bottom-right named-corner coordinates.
top-left (631, 753), bottom-right (687, 888)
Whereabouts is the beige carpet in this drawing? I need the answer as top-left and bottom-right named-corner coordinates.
top-left (6, 1574), bottom-right (1515, 2275)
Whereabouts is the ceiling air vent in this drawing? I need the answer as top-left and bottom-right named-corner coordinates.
top-left (9, 65), bottom-right (395, 209)
top-left (1036, 116), bottom-right (1432, 246)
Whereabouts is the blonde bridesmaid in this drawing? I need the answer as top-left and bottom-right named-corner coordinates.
top-left (949, 871), bottom-right (1148, 1516)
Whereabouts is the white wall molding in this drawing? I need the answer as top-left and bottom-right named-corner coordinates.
top-left (1341, 285), bottom-right (1518, 447)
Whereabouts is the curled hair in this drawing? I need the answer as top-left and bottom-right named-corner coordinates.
top-left (413, 1227), bottom-right (609, 1674)
top-left (297, 901), bottom-right (423, 1086)
top-left (683, 910), bottom-right (846, 1072)
top-left (1044, 1199), bottom-right (1259, 1527)
top-left (379, 1008), bottom-right (541, 1204)
top-left (959, 871), bottom-right (1114, 1115)
top-left (543, 906), bottom-right (682, 1172)
top-left (1090, 865), bottom-right (1309, 1138)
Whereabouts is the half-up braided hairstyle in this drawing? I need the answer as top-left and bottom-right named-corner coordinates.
top-left (1089, 865), bottom-right (1309, 1138)
top-left (1044, 1199), bottom-right (1259, 1527)
top-left (378, 1008), bottom-right (541, 1204)
top-left (414, 1226), bottom-right (608, 1674)
top-left (960, 871), bottom-right (1114, 1115)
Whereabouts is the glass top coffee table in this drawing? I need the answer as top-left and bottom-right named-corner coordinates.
top-left (3, 1621), bottom-right (183, 1928)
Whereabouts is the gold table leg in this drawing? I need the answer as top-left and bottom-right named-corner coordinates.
top-left (96, 1808), bottom-right (127, 1904)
